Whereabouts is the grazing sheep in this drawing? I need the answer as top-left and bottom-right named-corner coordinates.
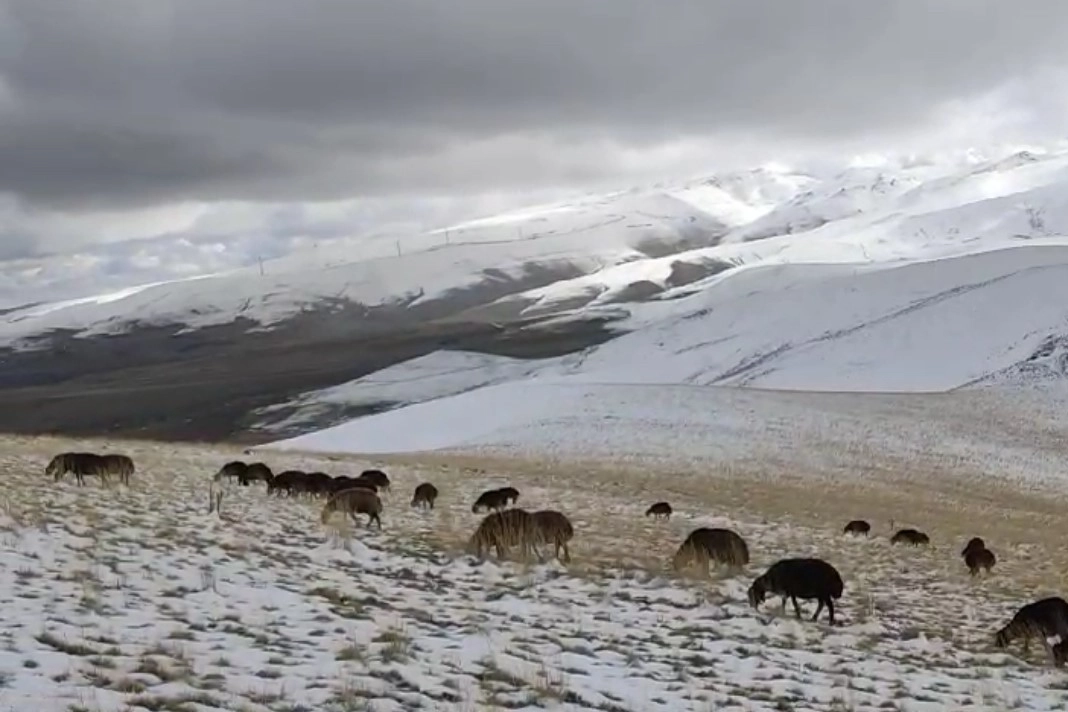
top-left (472, 488), bottom-right (510, 513)
top-left (215, 461), bottom-right (249, 483)
top-left (304, 472), bottom-right (334, 497)
top-left (328, 475), bottom-right (360, 494)
top-left (961, 537), bottom-right (986, 558)
top-left (467, 508), bottom-right (540, 561)
top-left (242, 462), bottom-right (274, 486)
top-left (268, 470), bottom-right (306, 497)
top-left (532, 510), bottom-right (574, 563)
top-left (47, 452), bottom-right (112, 487)
top-left (964, 546), bottom-right (996, 576)
top-left (843, 519), bottom-right (871, 536)
top-left (411, 483), bottom-right (439, 509)
top-left (890, 528), bottom-right (930, 546)
top-left (498, 486), bottom-right (520, 505)
top-left (359, 469), bottom-right (391, 492)
top-left (672, 527), bottom-right (750, 575)
top-left (994, 597), bottom-right (1068, 665)
top-left (209, 465), bottom-right (245, 515)
top-left (645, 502), bottom-right (672, 520)
top-left (1054, 640), bottom-right (1068, 667)
top-left (99, 454), bottom-right (135, 486)
top-left (349, 476), bottom-right (381, 493)
top-left (321, 488), bottom-right (383, 529)
top-left (747, 558), bottom-right (844, 625)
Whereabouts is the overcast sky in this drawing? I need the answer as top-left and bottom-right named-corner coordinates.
top-left (3, 0), bottom-right (1068, 268)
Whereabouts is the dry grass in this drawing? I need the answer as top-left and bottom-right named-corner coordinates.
top-left (3, 431), bottom-right (1068, 710)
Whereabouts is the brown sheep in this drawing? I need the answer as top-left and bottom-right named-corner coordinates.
top-left (532, 510), bottom-right (574, 563)
top-left (645, 502), bottom-right (672, 520)
top-left (964, 547), bottom-right (996, 576)
top-left (100, 454), bottom-right (135, 486)
top-left (321, 488), bottom-right (383, 529)
top-left (995, 597), bottom-right (1068, 665)
top-left (890, 528), bottom-right (929, 546)
top-left (47, 452), bottom-right (112, 487)
top-left (411, 482), bottom-right (439, 509)
top-left (467, 508), bottom-right (540, 561)
top-left (672, 527), bottom-right (750, 574)
top-left (843, 519), bottom-right (871, 536)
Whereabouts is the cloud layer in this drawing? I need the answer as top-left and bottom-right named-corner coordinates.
top-left (3, 0), bottom-right (1068, 269)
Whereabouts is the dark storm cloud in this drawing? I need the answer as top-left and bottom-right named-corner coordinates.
top-left (2, 0), bottom-right (1068, 210)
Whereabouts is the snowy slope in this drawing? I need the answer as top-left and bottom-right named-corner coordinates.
top-left (6, 436), bottom-right (1068, 711)
top-left (0, 187), bottom-right (745, 347)
top-left (8, 145), bottom-right (1068, 350)
top-left (264, 244), bottom-right (1068, 464)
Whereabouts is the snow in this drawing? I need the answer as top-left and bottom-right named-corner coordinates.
top-left (10, 144), bottom-right (1068, 348)
top-left (265, 244), bottom-right (1068, 481)
top-left (4, 435), bottom-right (1068, 711)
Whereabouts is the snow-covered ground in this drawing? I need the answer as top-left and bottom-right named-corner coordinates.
top-left (4, 434), bottom-right (1068, 711)
top-left (263, 244), bottom-right (1068, 474)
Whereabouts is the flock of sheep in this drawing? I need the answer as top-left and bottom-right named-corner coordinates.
top-left (44, 449), bottom-right (1068, 669)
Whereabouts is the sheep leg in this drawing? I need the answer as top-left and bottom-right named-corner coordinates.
top-left (780, 596), bottom-right (788, 615)
top-left (812, 599), bottom-right (825, 622)
top-left (826, 598), bottom-right (835, 625)
top-left (791, 596), bottom-right (803, 620)
top-left (561, 542), bottom-right (571, 564)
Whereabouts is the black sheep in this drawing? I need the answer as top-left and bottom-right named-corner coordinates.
top-left (747, 558), bottom-right (844, 625)
top-left (842, 519), bottom-right (871, 536)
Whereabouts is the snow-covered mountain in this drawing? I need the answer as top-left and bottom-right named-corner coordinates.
top-left (8, 144), bottom-right (1068, 442)
top-left (9, 144), bottom-right (1066, 349)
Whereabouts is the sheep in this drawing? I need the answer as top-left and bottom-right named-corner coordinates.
top-left (672, 527), bottom-right (750, 575)
top-left (304, 471), bottom-right (334, 497)
top-left (498, 486), bottom-right (520, 505)
top-left (241, 462), bottom-right (274, 486)
top-left (1054, 640), bottom-right (1068, 668)
top-left (994, 597), bottom-right (1068, 665)
top-left (411, 482), bottom-right (439, 509)
top-left (208, 464), bottom-right (246, 515)
top-left (320, 488), bottom-right (383, 529)
top-left (961, 537), bottom-right (986, 558)
top-left (472, 488), bottom-right (510, 513)
top-left (215, 461), bottom-right (249, 483)
top-left (268, 470), bottom-right (306, 497)
top-left (47, 452), bottom-right (112, 487)
top-left (349, 476), bottom-right (381, 493)
top-left (467, 508), bottom-right (540, 561)
top-left (645, 502), bottom-right (672, 520)
top-left (359, 469), bottom-right (391, 492)
top-left (843, 519), bottom-right (871, 536)
top-left (890, 528), bottom-right (930, 546)
top-left (964, 546), bottom-right (996, 576)
top-left (747, 558), bottom-right (844, 625)
top-left (98, 454), bottom-right (135, 486)
top-left (532, 510), bottom-right (574, 563)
